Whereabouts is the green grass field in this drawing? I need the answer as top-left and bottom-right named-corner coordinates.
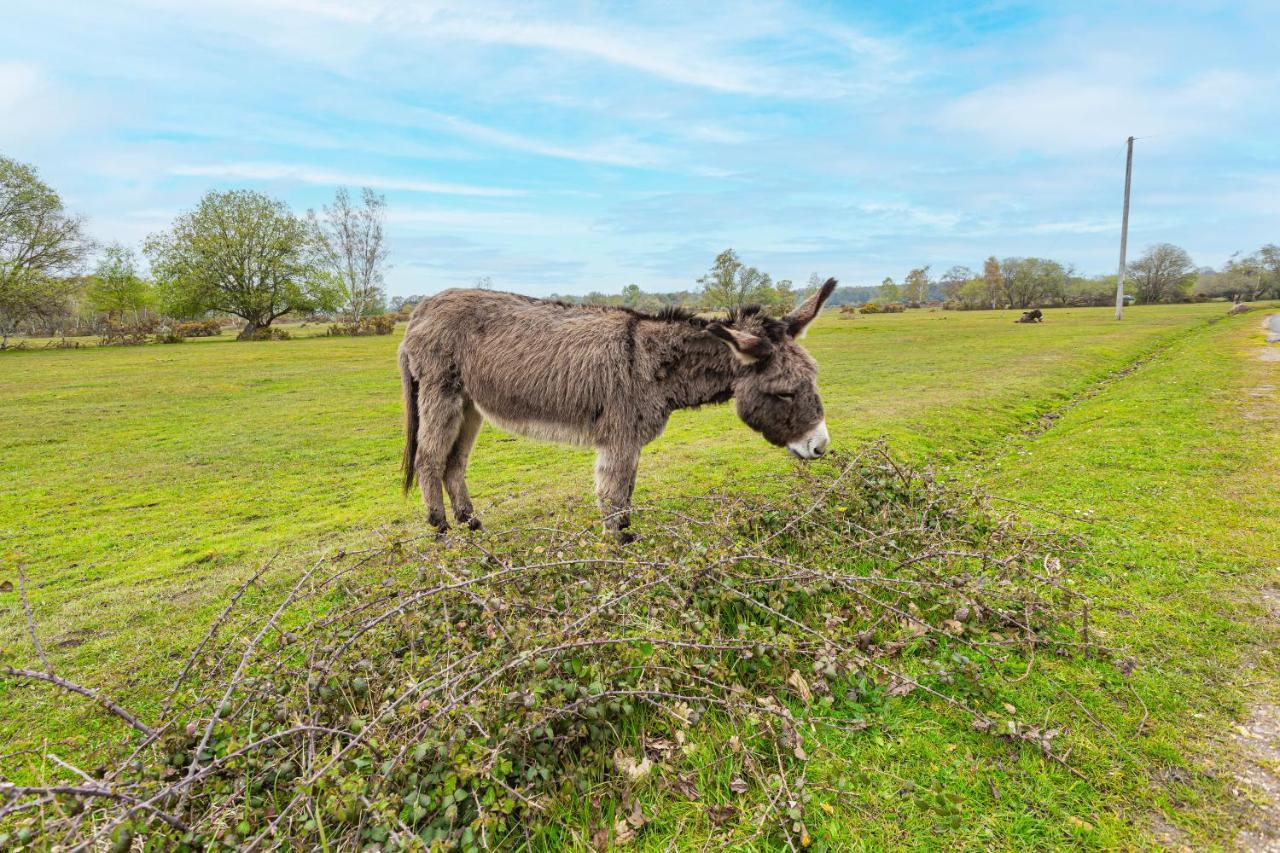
top-left (2, 302), bottom-right (1278, 848)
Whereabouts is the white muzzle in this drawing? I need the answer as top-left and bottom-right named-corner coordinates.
top-left (788, 420), bottom-right (829, 460)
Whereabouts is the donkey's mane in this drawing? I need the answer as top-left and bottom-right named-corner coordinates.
top-left (536, 294), bottom-right (787, 334)
top-left (726, 304), bottom-right (788, 341)
top-left (541, 298), bottom-right (710, 328)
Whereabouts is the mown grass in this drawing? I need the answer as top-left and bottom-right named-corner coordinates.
top-left (2, 301), bottom-right (1277, 848)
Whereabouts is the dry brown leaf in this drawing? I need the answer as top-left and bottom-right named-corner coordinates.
top-left (626, 800), bottom-right (647, 829)
top-left (885, 676), bottom-right (917, 697)
top-left (0, 580), bottom-right (13, 593)
top-left (707, 803), bottom-right (737, 826)
top-left (670, 772), bottom-right (700, 800)
top-left (787, 670), bottom-right (813, 704)
top-left (613, 748), bottom-right (652, 782)
top-left (729, 777), bottom-right (748, 795)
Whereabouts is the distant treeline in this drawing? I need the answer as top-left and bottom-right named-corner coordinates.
top-left (7, 147), bottom-right (1280, 349)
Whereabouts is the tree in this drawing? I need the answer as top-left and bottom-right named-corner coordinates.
top-left (1127, 243), bottom-right (1195, 304)
top-left (620, 283), bottom-right (643, 308)
top-left (474, 276), bottom-right (493, 290)
top-left (877, 277), bottom-right (900, 303)
top-left (939, 265), bottom-right (973, 302)
top-left (901, 266), bottom-right (931, 305)
top-left (0, 156), bottom-right (92, 348)
top-left (147, 190), bottom-right (334, 339)
top-left (981, 256), bottom-right (1003, 309)
top-left (309, 187), bottom-right (389, 322)
top-left (999, 257), bottom-right (1070, 309)
top-left (1247, 244), bottom-right (1280, 299)
top-left (771, 279), bottom-right (796, 312)
top-left (698, 249), bottom-right (782, 312)
top-left (88, 243), bottom-right (152, 321)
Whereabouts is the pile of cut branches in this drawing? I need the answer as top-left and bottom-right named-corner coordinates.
top-left (2, 446), bottom-right (1094, 850)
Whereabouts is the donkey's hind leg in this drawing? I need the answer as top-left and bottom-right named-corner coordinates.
top-left (415, 391), bottom-right (464, 535)
top-left (444, 402), bottom-right (483, 530)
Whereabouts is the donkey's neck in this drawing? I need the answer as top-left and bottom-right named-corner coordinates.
top-left (648, 324), bottom-right (739, 413)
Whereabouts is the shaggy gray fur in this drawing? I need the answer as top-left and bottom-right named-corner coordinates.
top-left (399, 278), bottom-right (837, 537)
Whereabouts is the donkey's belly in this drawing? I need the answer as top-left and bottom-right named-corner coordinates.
top-left (474, 404), bottom-right (595, 447)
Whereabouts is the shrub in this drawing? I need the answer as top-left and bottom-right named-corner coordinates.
top-left (174, 319), bottom-right (223, 337)
top-left (43, 338), bottom-right (83, 349)
top-left (98, 320), bottom-right (157, 346)
top-left (5, 448), bottom-right (1099, 850)
top-left (858, 302), bottom-right (880, 314)
top-left (246, 326), bottom-right (292, 341)
top-left (327, 315), bottom-right (396, 336)
top-left (155, 328), bottom-right (185, 344)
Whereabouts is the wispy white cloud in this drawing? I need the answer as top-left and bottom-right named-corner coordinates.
top-left (169, 162), bottom-right (525, 197)
top-left (425, 112), bottom-right (665, 168)
top-left (940, 64), bottom-right (1262, 152)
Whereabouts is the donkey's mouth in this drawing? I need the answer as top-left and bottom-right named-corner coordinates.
top-left (787, 420), bottom-right (829, 460)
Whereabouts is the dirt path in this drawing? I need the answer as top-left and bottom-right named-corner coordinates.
top-left (1235, 592), bottom-right (1280, 851)
top-left (1235, 320), bottom-right (1280, 851)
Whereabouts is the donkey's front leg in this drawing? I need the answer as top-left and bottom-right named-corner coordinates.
top-left (594, 445), bottom-right (641, 541)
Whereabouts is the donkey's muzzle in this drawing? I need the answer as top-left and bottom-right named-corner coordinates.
top-left (787, 420), bottom-right (829, 460)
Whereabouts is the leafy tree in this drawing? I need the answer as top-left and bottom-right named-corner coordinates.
top-left (877, 277), bottom-right (900, 303)
top-left (620, 283), bottom-right (643, 307)
top-left (901, 266), bottom-right (931, 304)
top-left (698, 249), bottom-right (785, 312)
top-left (0, 156), bottom-right (92, 348)
top-left (956, 278), bottom-right (989, 310)
top-left (770, 279), bottom-right (796, 312)
top-left (474, 276), bottom-right (493, 291)
top-left (1127, 243), bottom-right (1195, 304)
top-left (981, 256), bottom-right (1003, 309)
top-left (146, 190), bottom-right (335, 339)
top-left (88, 243), bottom-right (152, 321)
top-left (1247, 244), bottom-right (1280, 299)
top-left (999, 257), bottom-right (1070, 308)
top-left (309, 187), bottom-right (389, 322)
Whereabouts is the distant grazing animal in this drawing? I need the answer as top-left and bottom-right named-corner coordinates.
top-left (399, 279), bottom-right (838, 539)
top-left (1016, 309), bottom-right (1044, 323)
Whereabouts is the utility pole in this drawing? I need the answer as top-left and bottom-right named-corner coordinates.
top-left (1114, 135), bottom-right (1134, 320)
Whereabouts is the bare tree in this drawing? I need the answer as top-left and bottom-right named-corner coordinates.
top-left (0, 156), bottom-right (92, 348)
top-left (1128, 243), bottom-right (1195, 304)
top-left (309, 187), bottom-right (389, 322)
top-left (939, 265), bottom-right (973, 302)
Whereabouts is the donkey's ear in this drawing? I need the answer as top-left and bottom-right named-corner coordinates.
top-left (785, 277), bottom-right (838, 338)
top-left (707, 322), bottom-right (773, 364)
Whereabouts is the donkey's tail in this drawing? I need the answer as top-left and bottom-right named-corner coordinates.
top-left (400, 350), bottom-right (419, 495)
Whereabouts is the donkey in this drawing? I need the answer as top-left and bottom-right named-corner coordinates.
top-left (399, 277), bottom-right (837, 539)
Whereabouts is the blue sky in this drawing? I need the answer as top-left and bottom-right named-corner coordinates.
top-left (2, 0), bottom-right (1277, 297)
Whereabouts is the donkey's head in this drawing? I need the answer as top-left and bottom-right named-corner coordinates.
top-left (706, 277), bottom-right (836, 459)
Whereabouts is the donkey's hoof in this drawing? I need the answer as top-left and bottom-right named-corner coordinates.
top-left (456, 511), bottom-right (483, 531)
top-left (428, 514), bottom-right (449, 538)
top-left (613, 530), bottom-right (637, 545)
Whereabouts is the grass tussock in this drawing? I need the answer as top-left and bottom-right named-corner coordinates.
top-left (1, 446), bottom-right (1106, 850)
